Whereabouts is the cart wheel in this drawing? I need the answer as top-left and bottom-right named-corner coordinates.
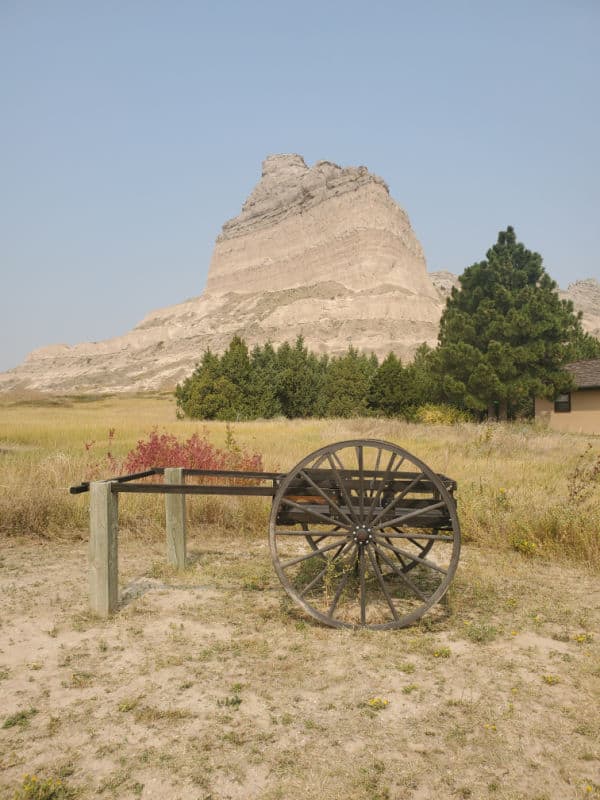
top-left (269, 439), bottom-right (460, 630)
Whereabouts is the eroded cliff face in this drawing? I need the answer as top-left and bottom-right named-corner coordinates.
top-left (561, 279), bottom-right (600, 338)
top-left (3, 155), bottom-right (596, 395)
top-left (206, 155), bottom-right (435, 299)
top-left (0, 154), bottom-right (444, 394)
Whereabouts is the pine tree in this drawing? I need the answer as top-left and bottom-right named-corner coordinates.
top-left (436, 227), bottom-right (580, 418)
top-left (563, 329), bottom-right (600, 362)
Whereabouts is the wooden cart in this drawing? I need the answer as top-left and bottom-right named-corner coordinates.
top-left (71, 438), bottom-right (460, 630)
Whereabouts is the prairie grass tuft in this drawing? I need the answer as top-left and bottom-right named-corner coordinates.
top-left (2, 708), bottom-right (37, 729)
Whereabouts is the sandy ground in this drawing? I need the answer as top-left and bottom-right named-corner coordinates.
top-left (0, 531), bottom-right (599, 800)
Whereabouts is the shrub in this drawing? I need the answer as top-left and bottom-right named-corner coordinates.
top-left (84, 426), bottom-right (263, 480)
top-left (79, 426), bottom-right (268, 538)
top-left (122, 428), bottom-right (263, 473)
top-left (413, 404), bottom-right (472, 425)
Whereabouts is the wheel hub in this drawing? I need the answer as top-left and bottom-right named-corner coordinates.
top-left (353, 525), bottom-right (373, 544)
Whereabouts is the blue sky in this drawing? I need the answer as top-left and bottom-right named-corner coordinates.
top-left (1, 0), bottom-right (599, 372)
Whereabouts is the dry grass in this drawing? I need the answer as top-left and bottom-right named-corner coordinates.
top-left (0, 534), bottom-right (598, 800)
top-left (0, 394), bottom-right (598, 568)
top-left (0, 394), bottom-right (599, 798)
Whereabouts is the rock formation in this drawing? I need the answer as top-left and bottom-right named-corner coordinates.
top-left (561, 279), bottom-right (600, 338)
top-left (429, 270), bottom-right (460, 302)
top-left (1, 155), bottom-right (598, 394)
top-left (0, 155), bottom-right (444, 394)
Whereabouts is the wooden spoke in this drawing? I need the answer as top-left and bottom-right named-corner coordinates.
top-left (384, 536), bottom-right (409, 569)
top-left (365, 450), bottom-right (397, 521)
top-left (372, 543), bottom-right (430, 602)
top-left (328, 548), bottom-right (358, 617)
top-left (376, 537), bottom-right (448, 575)
top-left (300, 541), bottom-right (354, 597)
top-left (356, 445), bottom-right (365, 524)
top-left (366, 546), bottom-right (399, 621)
top-left (371, 501), bottom-right (447, 531)
top-left (276, 529), bottom-right (349, 536)
top-left (386, 526), bottom-right (435, 572)
top-left (366, 452), bottom-right (408, 524)
top-left (326, 453), bottom-right (357, 523)
top-left (366, 447), bottom-right (383, 502)
top-left (381, 531), bottom-right (454, 542)
top-left (370, 472), bottom-right (424, 526)
top-left (298, 469), bottom-right (355, 527)
top-left (359, 545), bottom-right (367, 624)
top-left (280, 496), bottom-right (353, 529)
top-left (280, 539), bottom-right (350, 569)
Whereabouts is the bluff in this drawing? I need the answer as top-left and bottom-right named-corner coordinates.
top-left (0, 155), bottom-right (444, 394)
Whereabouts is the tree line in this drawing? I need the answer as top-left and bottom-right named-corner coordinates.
top-left (175, 336), bottom-right (441, 420)
top-left (176, 228), bottom-right (600, 421)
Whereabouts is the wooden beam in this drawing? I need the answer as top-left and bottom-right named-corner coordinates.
top-left (89, 481), bottom-right (119, 617)
top-left (165, 468), bottom-right (186, 569)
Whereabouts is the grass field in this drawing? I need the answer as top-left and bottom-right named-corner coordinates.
top-left (1, 394), bottom-right (598, 566)
top-left (0, 395), bottom-right (599, 799)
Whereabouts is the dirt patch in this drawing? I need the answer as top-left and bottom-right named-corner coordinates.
top-left (0, 534), bottom-right (599, 800)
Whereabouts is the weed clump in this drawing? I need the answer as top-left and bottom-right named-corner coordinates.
top-left (12, 774), bottom-right (73, 800)
top-left (2, 708), bottom-right (37, 729)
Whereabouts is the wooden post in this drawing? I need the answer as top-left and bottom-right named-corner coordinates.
top-left (89, 481), bottom-right (119, 617)
top-left (165, 467), bottom-right (186, 569)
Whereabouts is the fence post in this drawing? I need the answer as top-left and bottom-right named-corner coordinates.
top-left (165, 467), bottom-right (186, 569)
top-left (89, 481), bottom-right (119, 617)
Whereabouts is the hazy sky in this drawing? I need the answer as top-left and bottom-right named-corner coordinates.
top-left (1, 1), bottom-right (599, 372)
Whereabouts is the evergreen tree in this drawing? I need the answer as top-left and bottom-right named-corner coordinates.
top-left (403, 343), bottom-right (443, 410)
top-left (322, 347), bottom-right (378, 417)
top-left (175, 339), bottom-right (255, 420)
top-left (249, 342), bottom-right (282, 418)
top-left (436, 227), bottom-right (580, 419)
top-left (175, 349), bottom-right (224, 419)
top-left (367, 352), bottom-right (408, 416)
top-left (563, 328), bottom-right (600, 362)
top-left (276, 336), bottom-right (326, 418)
top-left (220, 336), bottom-right (251, 393)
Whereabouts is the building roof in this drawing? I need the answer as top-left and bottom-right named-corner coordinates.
top-left (566, 359), bottom-right (600, 389)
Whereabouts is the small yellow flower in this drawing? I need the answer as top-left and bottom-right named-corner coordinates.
top-left (367, 697), bottom-right (389, 710)
top-left (542, 674), bottom-right (560, 685)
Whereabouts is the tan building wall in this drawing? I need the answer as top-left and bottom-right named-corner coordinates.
top-left (535, 389), bottom-right (600, 434)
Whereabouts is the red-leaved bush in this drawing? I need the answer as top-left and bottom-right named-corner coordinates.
top-left (123, 429), bottom-right (263, 474)
top-left (81, 428), bottom-right (267, 535)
